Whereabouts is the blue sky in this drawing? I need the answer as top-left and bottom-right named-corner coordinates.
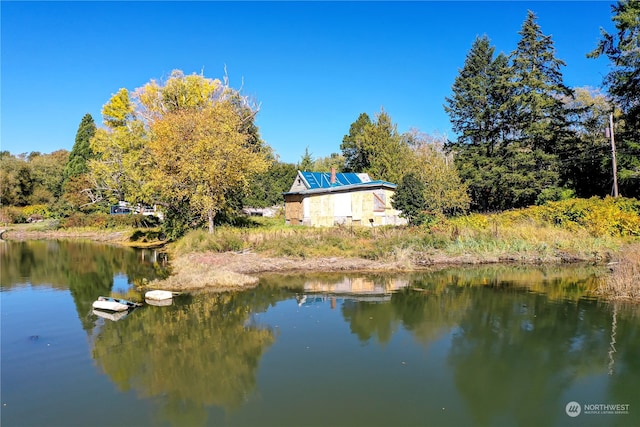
top-left (2, 1), bottom-right (615, 164)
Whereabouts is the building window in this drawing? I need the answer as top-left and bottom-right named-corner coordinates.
top-left (373, 191), bottom-right (386, 212)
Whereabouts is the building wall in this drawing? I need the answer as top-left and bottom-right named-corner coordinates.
top-left (285, 188), bottom-right (406, 226)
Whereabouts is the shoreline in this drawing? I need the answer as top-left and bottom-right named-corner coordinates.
top-left (3, 227), bottom-right (637, 301)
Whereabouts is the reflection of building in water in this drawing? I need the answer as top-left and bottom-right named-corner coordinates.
top-left (298, 276), bottom-right (410, 304)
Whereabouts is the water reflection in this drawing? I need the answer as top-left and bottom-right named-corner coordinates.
top-left (88, 269), bottom-right (640, 426)
top-left (91, 292), bottom-right (279, 426)
top-left (2, 241), bottom-right (639, 427)
top-left (0, 241), bottom-right (168, 330)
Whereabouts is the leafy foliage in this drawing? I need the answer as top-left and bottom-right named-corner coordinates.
top-left (84, 70), bottom-right (270, 236)
top-left (243, 160), bottom-right (297, 208)
top-left (340, 110), bottom-right (414, 184)
top-left (588, 1), bottom-right (640, 197)
top-left (392, 173), bottom-right (426, 225)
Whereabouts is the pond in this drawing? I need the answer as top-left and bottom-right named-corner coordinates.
top-left (1, 240), bottom-right (638, 427)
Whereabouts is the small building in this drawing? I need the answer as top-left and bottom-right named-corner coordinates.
top-left (283, 170), bottom-right (406, 227)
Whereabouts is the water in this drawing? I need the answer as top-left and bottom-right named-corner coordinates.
top-left (1, 241), bottom-right (639, 427)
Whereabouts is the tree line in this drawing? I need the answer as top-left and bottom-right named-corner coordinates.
top-left (1, 2), bottom-right (638, 233)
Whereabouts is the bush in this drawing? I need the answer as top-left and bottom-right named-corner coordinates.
top-left (22, 204), bottom-right (52, 219)
top-left (0, 207), bottom-right (26, 224)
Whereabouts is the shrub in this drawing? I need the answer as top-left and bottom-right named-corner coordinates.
top-left (0, 207), bottom-right (26, 224)
top-left (22, 204), bottom-right (51, 219)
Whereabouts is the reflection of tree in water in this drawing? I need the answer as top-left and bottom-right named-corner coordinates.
top-left (342, 300), bottom-right (398, 344)
top-left (1, 241), bottom-right (168, 330)
top-left (337, 268), bottom-right (640, 426)
top-left (92, 291), bottom-right (279, 427)
top-left (446, 287), bottom-right (639, 427)
top-left (604, 303), bottom-right (640, 427)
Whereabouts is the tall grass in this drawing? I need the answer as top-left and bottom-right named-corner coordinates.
top-left (599, 243), bottom-right (640, 300)
top-left (170, 197), bottom-right (639, 264)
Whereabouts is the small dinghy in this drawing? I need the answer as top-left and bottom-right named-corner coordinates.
top-left (92, 296), bottom-right (142, 312)
top-left (145, 290), bottom-right (175, 301)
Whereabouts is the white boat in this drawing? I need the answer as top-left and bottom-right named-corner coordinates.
top-left (145, 290), bottom-right (174, 301)
top-left (92, 296), bottom-right (141, 312)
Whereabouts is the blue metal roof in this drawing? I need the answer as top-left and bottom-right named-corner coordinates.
top-left (301, 171), bottom-right (365, 189)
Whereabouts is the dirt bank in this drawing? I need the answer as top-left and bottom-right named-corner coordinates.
top-left (146, 249), bottom-right (599, 292)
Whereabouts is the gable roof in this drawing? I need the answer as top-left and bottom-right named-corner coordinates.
top-left (285, 170), bottom-right (396, 196)
top-left (300, 171), bottom-right (371, 189)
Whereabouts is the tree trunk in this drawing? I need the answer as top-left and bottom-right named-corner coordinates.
top-left (208, 209), bottom-right (215, 234)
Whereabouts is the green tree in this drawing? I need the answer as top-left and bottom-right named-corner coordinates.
top-left (341, 112), bottom-right (372, 172)
top-left (0, 152), bottom-right (32, 206)
top-left (243, 160), bottom-right (297, 208)
top-left (298, 147), bottom-right (314, 171)
top-left (391, 173), bottom-right (426, 225)
top-left (446, 12), bottom-right (575, 210)
top-left (506, 10), bottom-right (573, 205)
top-left (63, 114), bottom-right (96, 181)
top-left (444, 36), bottom-right (510, 152)
top-left (27, 150), bottom-right (69, 204)
top-left (588, 1), bottom-right (640, 197)
top-left (444, 36), bottom-right (514, 210)
top-left (341, 110), bottom-right (413, 184)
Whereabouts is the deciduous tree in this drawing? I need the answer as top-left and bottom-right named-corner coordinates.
top-left (140, 71), bottom-right (269, 233)
top-left (89, 88), bottom-right (150, 204)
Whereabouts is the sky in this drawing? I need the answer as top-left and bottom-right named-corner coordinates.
top-left (1, 1), bottom-right (616, 164)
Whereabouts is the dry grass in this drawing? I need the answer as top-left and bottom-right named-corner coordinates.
top-left (599, 243), bottom-right (640, 300)
top-left (146, 253), bottom-right (259, 292)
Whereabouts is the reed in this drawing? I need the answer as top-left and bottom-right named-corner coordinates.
top-left (599, 244), bottom-right (640, 300)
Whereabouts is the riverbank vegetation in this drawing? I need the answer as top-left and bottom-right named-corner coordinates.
top-left (169, 197), bottom-right (639, 261)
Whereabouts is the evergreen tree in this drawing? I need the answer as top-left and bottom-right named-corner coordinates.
top-left (341, 110), bottom-right (413, 183)
top-left (444, 37), bottom-right (514, 210)
top-left (446, 12), bottom-right (575, 210)
top-left (298, 147), bottom-right (314, 171)
top-left (63, 114), bottom-right (96, 181)
top-left (506, 10), bottom-right (573, 206)
top-left (444, 36), bottom-right (506, 151)
top-left (340, 112), bottom-right (372, 172)
top-left (588, 0), bottom-right (640, 197)
top-left (391, 173), bottom-right (426, 225)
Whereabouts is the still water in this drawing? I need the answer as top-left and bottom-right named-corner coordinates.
top-left (1, 241), bottom-right (639, 427)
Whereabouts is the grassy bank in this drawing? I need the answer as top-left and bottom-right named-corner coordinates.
top-left (162, 197), bottom-right (640, 298)
top-left (172, 197), bottom-right (640, 264)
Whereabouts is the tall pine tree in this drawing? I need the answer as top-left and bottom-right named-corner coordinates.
top-left (444, 36), bottom-right (515, 210)
top-left (63, 114), bottom-right (96, 181)
top-left (505, 10), bottom-right (573, 206)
